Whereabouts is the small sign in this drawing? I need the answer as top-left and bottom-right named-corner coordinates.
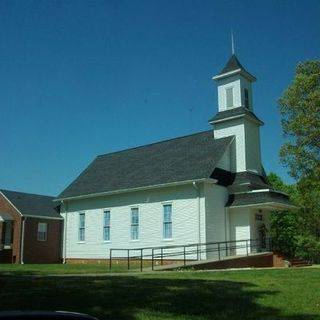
top-left (255, 214), bottom-right (263, 221)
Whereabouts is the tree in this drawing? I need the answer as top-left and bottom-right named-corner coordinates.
top-left (278, 60), bottom-right (320, 241)
top-left (278, 60), bottom-right (320, 179)
top-left (267, 173), bottom-right (299, 258)
top-left (272, 60), bottom-right (320, 262)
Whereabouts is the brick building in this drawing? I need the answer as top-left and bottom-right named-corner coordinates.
top-left (0, 189), bottom-right (63, 263)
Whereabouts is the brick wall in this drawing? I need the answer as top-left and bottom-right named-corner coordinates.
top-left (23, 217), bottom-right (63, 263)
top-left (0, 193), bottom-right (22, 263)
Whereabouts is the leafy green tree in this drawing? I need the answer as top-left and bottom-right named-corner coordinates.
top-left (272, 60), bottom-right (320, 262)
top-left (278, 60), bottom-right (320, 240)
top-left (267, 173), bottom-right (299, 258)
top-left (278, 60), bottom-right (320, 180)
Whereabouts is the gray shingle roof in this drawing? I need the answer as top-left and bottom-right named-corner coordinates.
top-left (0, 189), bottom-right (61, 218)
top-left (217, 54), bottom-right (256, 80)
top-left (227, 171), bottom-right (270, 194)
top-left (226, 190), bottom-right (292, 208)
top-left (212, 169), bottom-right (293, 208)
top-left (58, 131), bottom-right (233, 200)
top-left (219, 54), bottom-right (245, 75)
top-left (209, 107), bottom-right (264, 124)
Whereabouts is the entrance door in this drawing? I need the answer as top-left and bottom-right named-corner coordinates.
top-left (258, 223), bottom-right (267, 251)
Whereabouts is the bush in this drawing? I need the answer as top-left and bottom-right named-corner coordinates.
top-left (295, 235), bottom-right (320, 263)
top-left (270, 211), bottom-right (299, 258)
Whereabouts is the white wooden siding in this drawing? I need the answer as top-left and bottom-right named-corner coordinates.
top-left (214, 118), bottom-right (245, 172)
top-left (61, 184), bottom-right (206, 260)
top-left (204, 183), bottom-right (229, 259)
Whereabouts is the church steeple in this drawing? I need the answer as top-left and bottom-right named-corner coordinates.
top-left (210, 54), bottom-right (263, 175)
top-left (213, 54), bottom-right (256, 112)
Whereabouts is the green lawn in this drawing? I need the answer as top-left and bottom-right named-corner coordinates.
top-left (0, 266), bottom-right (319, 320)
top-left (0, 263), bottom-right (129, 275)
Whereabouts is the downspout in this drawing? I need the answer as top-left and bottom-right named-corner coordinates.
top-left (224, 207), bottom-right (228, 242)
top-left (62, 200), bottom-right (68, 264)
top-left (20, 217), bottom-right (26, 264)
top-left (192, 182), bottom-right (201, 252)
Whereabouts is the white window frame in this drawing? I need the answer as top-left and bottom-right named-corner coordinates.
top-left (78, 212), bottom-right (86, 242)
top-left (37, 222), bottom-right (48, 241)
top-left (130, 207), bottom-right (139, 241)
top-left (163, 203), bottom-right (173, 240)
top-left (103, 210), bottom-right (111, 242)
top-left (226, 86), bottom-right (234, 109)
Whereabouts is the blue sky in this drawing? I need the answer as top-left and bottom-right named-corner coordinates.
top-left (0, 0), bottom-right (319, 196)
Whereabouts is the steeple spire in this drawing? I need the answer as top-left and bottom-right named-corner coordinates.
top-left (231, 30), bottom-right (235, 55)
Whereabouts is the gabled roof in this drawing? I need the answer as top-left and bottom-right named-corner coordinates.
top-left (214, 54), bottom-right (256, 81)
top-left (0, 189), bottom-right (61, 219)
top-left (57, 131), bottom-right (233, 200)
top-left (209, 107), bottom-right (264, 125)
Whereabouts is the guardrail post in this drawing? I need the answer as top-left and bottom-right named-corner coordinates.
top-left (183, 246), bottom-right (186, 266)
top-left (127, 249), bottom-right (130, 270)
top-left (218, 243), bottom-right (221, 260)
top-left (140, 249), bottom-right (143, 272)
top-left (246, 240), bottom-right (249, 256)
top-left (109, 249), bottom-right (112, 270)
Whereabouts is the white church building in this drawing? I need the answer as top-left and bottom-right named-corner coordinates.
top-left (57, 54), bottom-right (293, 263)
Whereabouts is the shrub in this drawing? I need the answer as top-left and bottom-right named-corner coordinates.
top-left (270, 211), bottom-right (299, 258)
top-left (295, 235), bottom-right (320, 263)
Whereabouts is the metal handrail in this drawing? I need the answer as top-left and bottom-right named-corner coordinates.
top-left (109, 238), bottom-right (271, 271)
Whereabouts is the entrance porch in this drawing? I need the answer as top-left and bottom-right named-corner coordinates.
top-left (228, 201), bottom-right (295, 255)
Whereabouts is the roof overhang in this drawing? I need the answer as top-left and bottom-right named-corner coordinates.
top-left (212, 69), bottom-right (257, 82)
top-left (227, 202), bottom-right (297, 210)
top-left (0, 212), bottom-right (14, 221)
top-left (226, 189), bottom-right (296, 210)
top-left (210, 113), bottom-right (264, 126)
top-left (23, 214), bottom-right (63, 220)
top-left (55, 178), bottom-right (218, 202)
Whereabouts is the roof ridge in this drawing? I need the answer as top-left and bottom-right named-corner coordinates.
top-left (96, 130), bottom-right (214, 158)
top-left (0, 189), bottom-right (55, 199)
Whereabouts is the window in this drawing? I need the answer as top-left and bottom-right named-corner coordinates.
top-left (78, 212), bottom-right (85, 242)
top-left (37, 222), bottom-right (47, 241)
top-left (130, 208), bottom-right (139, 240)
top-left (163, 204), bottom-right (172, 239)
top-left (244, 88), bottom-right (249, 108)
top-left (226, 87), bottom-right (233, 108)
top-left (103, 210), bottom-right (111, 241)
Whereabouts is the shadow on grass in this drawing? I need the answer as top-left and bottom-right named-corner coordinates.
top-left (0, 275), bottom-right (317, 320)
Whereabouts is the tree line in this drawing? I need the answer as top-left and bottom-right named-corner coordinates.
top-left (268, 60), bottom-right (320, 262)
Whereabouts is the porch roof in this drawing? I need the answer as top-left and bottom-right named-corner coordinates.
top-left (226, 190), bottom-right (295, 209)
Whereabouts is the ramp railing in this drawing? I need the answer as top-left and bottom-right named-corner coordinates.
top-left (109, 238), bottom-right (272, 271)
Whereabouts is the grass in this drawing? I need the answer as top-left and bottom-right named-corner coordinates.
top-left (0, 263), bottom-right (129, 275)
top-left (0, 265), bottom-right (319, 319)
